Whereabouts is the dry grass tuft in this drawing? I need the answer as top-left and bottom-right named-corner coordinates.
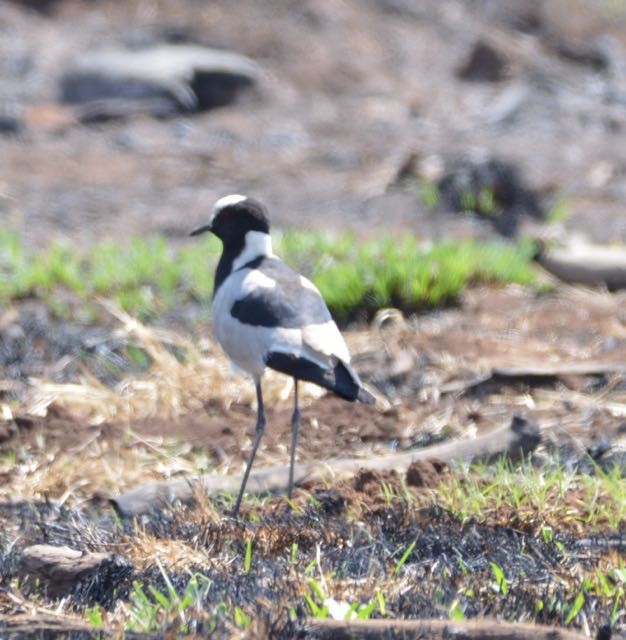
top-left (27, 302), bottom-right (324, 425)
top-left (0, 435), bottom-right (193, 503)
top-left (123, 531), bottom-right (212, 573)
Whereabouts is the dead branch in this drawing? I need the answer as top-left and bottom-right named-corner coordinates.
top-left (492, 362), bottom-right (626, 378)
top-left (441, 361), bottom-right (626, 395)
top-left (19, 544), bottom-right (132, 597)
top-left (112, 414), bottom-right (540, 517)
top-left (536, 242), bottom-right (626, 290)
top-left (0, 616), bottom-right (95, 636)
top-left (302, 617), bottom-right (588, 640)
top-left (0, 615), bottom-right (160, 639)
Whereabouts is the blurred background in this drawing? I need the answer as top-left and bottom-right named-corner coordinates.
top-left (1, 0), bottom-right (626, 386)
top-left (1, 0), bottom-right (625, 249)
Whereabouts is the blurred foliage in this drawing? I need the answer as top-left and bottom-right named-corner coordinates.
top-left (546, 197), bottom-right (572, 224)
top-left (0, 229), bottom-right (537, 323)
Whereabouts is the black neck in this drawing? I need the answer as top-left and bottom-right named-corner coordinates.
top-left (214, 247), bottom-right (237, 296)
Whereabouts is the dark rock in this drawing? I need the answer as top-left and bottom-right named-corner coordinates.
top-left (457, 40), bottom-right (508, 83)
top-left (587, 438), bottom-right (611, 461)
top-left (596, 451), bottom-right (626, 476)
top-left (4, 0), bottom-right (63, 15)
top-left (313, 489), bottom-right (346, 515)
top-left (0, 108), bottom-right (22, 135)
top-left (60, 44), bottom-right (259, 119)
top-left (437, 154), bottom-right (544, 236)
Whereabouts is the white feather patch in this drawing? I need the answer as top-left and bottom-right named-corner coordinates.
top-left (209, 194), bottom-right (248, 226)
top-left (299, 275), bottom-right (320, 293)
top-left (232, 231), bottom-right (274, 270)
top-left (214, 193), bottom-right (247, 211)
top-left (302, 321), bottom-right (351, 363)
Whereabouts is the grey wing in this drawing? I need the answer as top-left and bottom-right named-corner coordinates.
top-left (230, 259), bottom-right (332, 329)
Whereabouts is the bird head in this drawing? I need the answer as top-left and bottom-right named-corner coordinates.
top-left (190, 195), bottom-right (270, 245)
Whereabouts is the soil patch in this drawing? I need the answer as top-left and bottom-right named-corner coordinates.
top-left (2, 0), bottom-right (626, 246)
top-left (2, 286), bottom-right (625, 470)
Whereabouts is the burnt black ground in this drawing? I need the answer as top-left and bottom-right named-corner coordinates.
top-left (1, 474), bottom-right (625, 638)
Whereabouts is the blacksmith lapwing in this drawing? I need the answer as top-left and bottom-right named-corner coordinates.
top-left (190, 194), bottom-right (374, 515)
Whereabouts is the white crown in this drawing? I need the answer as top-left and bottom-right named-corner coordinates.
top-left (214, 194), bottom-right (247, 212)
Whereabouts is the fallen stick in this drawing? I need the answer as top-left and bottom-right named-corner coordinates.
top-left (536, 242), bottom-right (626, 290)
top-left (0, 617), bottom-right (95, 636)
top-left (302, 617), bottom-right (588, 640)
top-left (112, 414), bottom-right (540, 517)
top-left (19, 544), bottom-right (132, 597)
top-left (492, 362), bottom-right (626, 378)
top-left (0, 615), bottom-right (592, 640)
top-left (440, 361), bottom-right (626, 395)
top-left (0, 616), bottom-right (160, 639)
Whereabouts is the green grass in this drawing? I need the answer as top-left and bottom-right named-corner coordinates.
top-left (0, 229), bottom-right (538, 323)
top-left (546, 197), bottom-right (571, 225)
top-left (437, 457), bottom-right (626, 531)
top-left (392, 539), bottom-right (417, 576)
top-left (122, 570), bottom-right (214, 634)
top-left (281, 233), bottom-right (538, 321)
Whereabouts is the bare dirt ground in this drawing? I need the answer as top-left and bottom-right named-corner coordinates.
top-left (2, 286), bottom-right (625, 473)
top-left (1, 0), bottom-right (626, 247)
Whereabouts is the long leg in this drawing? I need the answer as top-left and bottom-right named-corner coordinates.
top-left (288, 378), bottom-right (301, 501)
top-left (232, 381), bottom-right (265, 516)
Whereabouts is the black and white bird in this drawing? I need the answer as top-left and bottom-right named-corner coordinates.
top-left (190, 194), bottom-right (374, 515)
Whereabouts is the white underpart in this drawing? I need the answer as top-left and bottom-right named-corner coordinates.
top-left (212, 266), bottom-right (351, 381)
top-left (232, 230), bottom-right (274, 270)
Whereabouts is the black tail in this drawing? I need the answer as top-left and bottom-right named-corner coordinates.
top-left (266, 352), bottom-right (375, 404)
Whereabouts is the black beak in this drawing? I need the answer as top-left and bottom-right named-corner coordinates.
top-left (189, 222), bottom-right (213, 237)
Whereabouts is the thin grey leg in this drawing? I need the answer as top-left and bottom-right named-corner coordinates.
top-left (232, 382), bottom-right (265, 516)
top-left (288, 378), bottom-right (301, 501)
